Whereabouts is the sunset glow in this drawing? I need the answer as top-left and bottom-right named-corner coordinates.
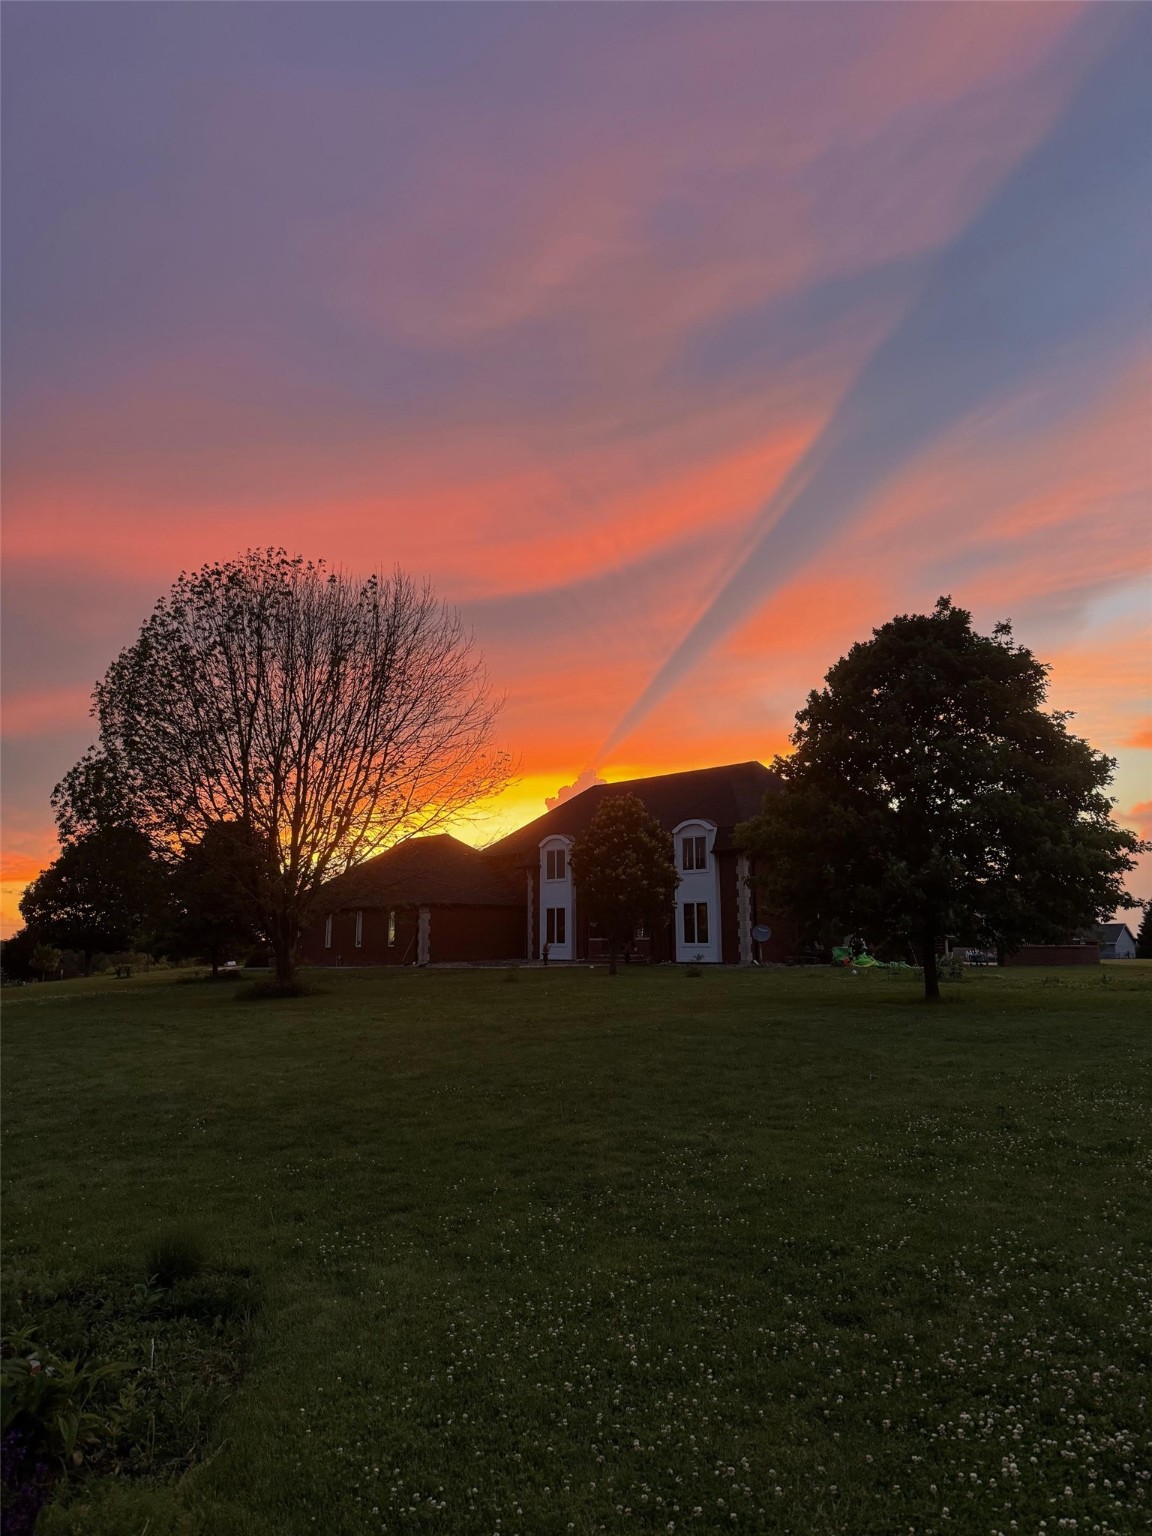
top-left (3, 2), bottom-right (1150, 933)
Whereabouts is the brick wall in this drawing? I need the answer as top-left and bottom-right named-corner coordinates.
top-left (1004, 944), bottom-right (1100, 967)
top-left (429, 905), bottom-right (526, 963)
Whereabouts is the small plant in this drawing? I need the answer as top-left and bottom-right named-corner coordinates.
top-left (0, 1329), bottom-right (131, 1534)
top-left (144, 1227), bottom-right (206, 1289)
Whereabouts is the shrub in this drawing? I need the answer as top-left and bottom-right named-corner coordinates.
top-left (144, 1227), bottom-right (206, 1289)
top-left (30, 945), bottom-right (63, 982)
top-left (236, 978), bottom-right (314, 1001)
top-left (108, 952), bottom-right (151, 979)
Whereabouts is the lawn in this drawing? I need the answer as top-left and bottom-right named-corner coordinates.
top-left (2, 963), bottom-right (1150, 1536)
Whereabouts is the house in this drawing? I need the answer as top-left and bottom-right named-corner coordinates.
top-left (485, 761), bottom-right (792, 965)
top-left (297, 834), bottom-right (525, 967)
top-left (1093, 922), bottom-right (1137, 960)
top-left (301, 760), bottom-right (794, 966)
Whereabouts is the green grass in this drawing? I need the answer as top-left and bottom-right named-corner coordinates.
top-left (3, 963), bottom-right (1150, 1535)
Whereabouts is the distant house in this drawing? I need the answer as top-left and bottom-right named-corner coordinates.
top-left (1093, 922), bottom-right (1137, 960)
top-left (301, 760), bottom-right (794, 966)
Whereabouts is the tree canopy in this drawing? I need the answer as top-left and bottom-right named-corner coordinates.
top-left (65, 550), bottom-right (510, 982)
top-left (569, 794), bottom-right (678, 974)
top-left (737, 598), bottom-right (1145, 1001)
top-left (169, 821), bottom-right (260, 974)
top-left (18, 824), bottom-right (167, 972)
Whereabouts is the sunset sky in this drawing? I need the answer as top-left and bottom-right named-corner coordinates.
top-left (3, 2), bottom-right (1150, 934)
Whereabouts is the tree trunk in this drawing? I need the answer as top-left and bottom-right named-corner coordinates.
top-left (270, 912), bottom-right (298, 986)
top-left (921, 925), bottom-right (940, 1003)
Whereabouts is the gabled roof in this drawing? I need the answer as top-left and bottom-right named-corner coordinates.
top-left (487, 761), bottom-right (781, 863)
top-left (318, 834), bottom-right (523, 911)
top-left (1094, 922), bottom-right (1134, 944)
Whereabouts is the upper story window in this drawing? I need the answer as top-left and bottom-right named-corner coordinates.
top-left (681, 834), bottom-right (708, 871)
top-left (545, 847), bottom-right (567, 881)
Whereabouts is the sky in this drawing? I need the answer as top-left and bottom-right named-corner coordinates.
top-left (2, 1), bottom-right (1150, 935)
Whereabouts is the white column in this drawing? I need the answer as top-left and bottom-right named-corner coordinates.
top-left (417, 906), bottom-right (431, 966)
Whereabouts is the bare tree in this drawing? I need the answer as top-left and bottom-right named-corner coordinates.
top-left (80, 550), bottom-right (511, 984)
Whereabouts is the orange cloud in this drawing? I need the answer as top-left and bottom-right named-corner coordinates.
top-left (2, 686), bottom-right (94, 739)
top-left (0, 852), bottom-right (46, 885)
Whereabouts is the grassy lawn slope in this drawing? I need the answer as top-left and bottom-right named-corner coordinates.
top-left (3, 964), bottom-right (1150, 1534)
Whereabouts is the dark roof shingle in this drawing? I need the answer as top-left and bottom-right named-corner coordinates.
top-left (319, 834), bottom-right (522, 911)
top-left (487, 760), bottom-right (780, 863)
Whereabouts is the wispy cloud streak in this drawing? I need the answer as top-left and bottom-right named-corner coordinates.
top-left (598, 11), bottom-right (1151, 760)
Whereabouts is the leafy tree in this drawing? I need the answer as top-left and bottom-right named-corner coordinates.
top-left (569, 794), bottom-right (679, 975)
top-left (737, 598), bottom-right (1146, 1002)
top-left (77, 550), bottom-right (510, 984)
top-left (18, 825), bottom-right (167, 974)
top-left (1136, 906), bottom-right (1152, 959)
top-left (51, 745), bottom-right (136, 844)
top-left (30, 943), bottom-right (63, 982)
top-left (170, 822), bottom-right (259, 975)
top-left (0, 928), bottom-right (38, 984)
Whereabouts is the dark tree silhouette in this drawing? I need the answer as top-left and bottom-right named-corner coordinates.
top-left (1136, 907), bottom-right (1152, 960)
top-left (170, 822), bottom-right (260, 975)
top-left (18, 825), bottom-right (167, 974)
top-left (78, 550), bottom-right (510, 985)
top-left (0, 929), bottom-right (39, 983)
top-left (738, 598), bottom-right (1146, 1002)
top-left (569, 794), bottom-right (678, 976)
top-left (51, 746), bottom-right (136, 844)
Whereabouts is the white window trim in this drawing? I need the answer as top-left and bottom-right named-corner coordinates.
top-left (539, 835), bottom-right (574, 957)
top-left (546, 906), bottom-right (567, 946)
top-left (354, 910), bottom-right (364, 948)
top-left (673, 821), bottom-right (720, 961)
top-left (387, 908), bottom-right (397, 947)
top-left (545, 846), bottom-right (567, 881)
top-left (683, 901), bottom-right (710, 946)
top-left (324, 914), bottom-right (333, 950)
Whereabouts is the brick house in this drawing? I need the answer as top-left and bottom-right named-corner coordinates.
top-left (297, 833), bottom-right (525, 967)
top-left (486, 761), bottom-right (794, 965)
top-left (301, 760), bottom-right (793, 967)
